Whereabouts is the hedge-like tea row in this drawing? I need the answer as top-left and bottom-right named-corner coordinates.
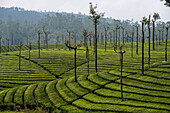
top-left (0, 61), bottom-right (169, 112)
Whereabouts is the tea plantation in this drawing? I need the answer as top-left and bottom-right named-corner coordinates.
top-left (0, 41), bottom-right (170, 112)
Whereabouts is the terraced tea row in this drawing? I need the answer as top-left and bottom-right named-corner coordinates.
top-left (0, 62), bottom-right (169, 112)
top-left (0, 54), bottom-right (55, 91)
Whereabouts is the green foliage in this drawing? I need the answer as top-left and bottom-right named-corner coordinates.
top-left (161, 0), bottom-right (170, 7)
top-left (153, 12), bottom-right (161, 21)
top-left (89, 2), bottom-right (104, 23)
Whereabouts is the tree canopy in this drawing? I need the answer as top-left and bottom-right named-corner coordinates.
top-left (161, 0), bottom-right (170, 7)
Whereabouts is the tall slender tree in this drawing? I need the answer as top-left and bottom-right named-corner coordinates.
top-left (109, 32), bottom-right (112, 43)
top-left (158, 29), bottom-right (161, 45)
top-left (65, 41), bottom-right (81, 83)
top-left (141, 17), bottom-right (147, 75)
top-left (38, 29), bottom-right (41, 58)
top-left (162, 29), bottom-right (164, 42)
top-left (165, 25), bottom-right (170, 61)
top-left (103, 24), bottom-right (109, 52)
top-left (29, 41), bottom-right (31, 64)
top-left (83, 28), bottom-right (89, 47)
top-left (11, 33), bottom-right (14, 45)
top-left (131, 28), bottom-right (134, 58)
top-left (147, 15), bottom-right (151, 68)
top-left (89, 32), bottom-right (93, 46)
top-left (115, 25), bottom-right (120, 50)
top-left (121, 27), bottom-right (125, 44)
top-left (6, 37), bottom-right (10, 52)
top-left (113, 30), bottom-right (116, 46)
top-left (152, 13), bottom-right (161, 50)
top-left (18, 42), bottom-right (23, 70)
top-left (89, 2), bottom-right (104, 73)
top-left (67, 30), bottom-right (73, 50)
top-left (56, 36), bottom-right (60, 48)
top-left (134, 25), bottom-right (139, 56)
top-left (86, 46), bottom-right (89, 76)
top-left (0, 35), bottom-right (2, 53)
top-left (156, 30), bottom-right (158, 47)
top-left (114, 45), bottom-right (125, 102)
top-left (101, 32), bottom-right (103, 45)
top-left (43, 26), bottom-right (50, 48)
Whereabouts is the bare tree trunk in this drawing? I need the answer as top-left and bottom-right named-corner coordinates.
top-left (90, 35), bottom-right (92, 46)
top-left (113, 30), bottom-right (115, 46)
top-left (110, 32), bottom-right (112, 43)
top-left (101, 32), bottom-right (103, 45)
top-left (11, 33), bottom-right (14, 45)
top-left (65, 42), bottom-right (78, 83)
top-left (120, 52), bottom-right (123, 102)
top-left (69, 32), bottom-right (71, 50)
top-left (0, 36), bottom-right (1, 53)
top-left (45, 34), bottom-right (48, 48)
top-left (156, 31), bottom-right (158, 47)
top-left (86, 47), bottom-right (89, 76)
top-left (165, 27), bottom-right (169, 61)
top-left (116, 28), bottom-right (118, 50)
top-left (29, 42), bottom-right (31, 64)
top-left (142, 23), bottom-right (145, 75)
top-left (38, 31), bottom-right (40, 58)
top-left (118, 29), bottom-right (120, 47)
top-left (114, 45), bottom-right (125, 102)
top-left (131, 32), bottom-right (134, 58)
top-left (153, 21), bottom-right (155, 50)
top-left (148, 17), bottom-right (151, 69)
top-left (95, 18), bottom-right (97, 73)
top-left (162, 30), bottom-right (164, 42)
top-left (75, 35), bottom-right (76, 47)
top-left (136, 26), bottom-right (139, 56)
top-left (105, 31), bottom-right (107, 52)
top-left (74, 49), bottom-right (77, 83)
top-left (159, 30), bottom-right (161, 45)
top-left (122, 28), bottom-right (124, 44)
top-left (19, 43), bottom-right (23, 70)
top-left (84, 35), bottom-right (86, 47)
top-left (97, 33), bottom-right (100, 43)
top-left (7, 39), bottom-right (10, 52)
top-left (44, 40), bottom-right (45, 49)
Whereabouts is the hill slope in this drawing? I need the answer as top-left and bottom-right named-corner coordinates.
top-left (0, 61), bottom-right (170, 112)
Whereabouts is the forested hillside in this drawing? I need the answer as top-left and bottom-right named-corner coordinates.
top-left (0, 7), bottom-right (169, 45)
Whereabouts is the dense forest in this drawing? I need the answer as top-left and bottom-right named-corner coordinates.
top-left (0, 7), bottom-right (169, 45)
